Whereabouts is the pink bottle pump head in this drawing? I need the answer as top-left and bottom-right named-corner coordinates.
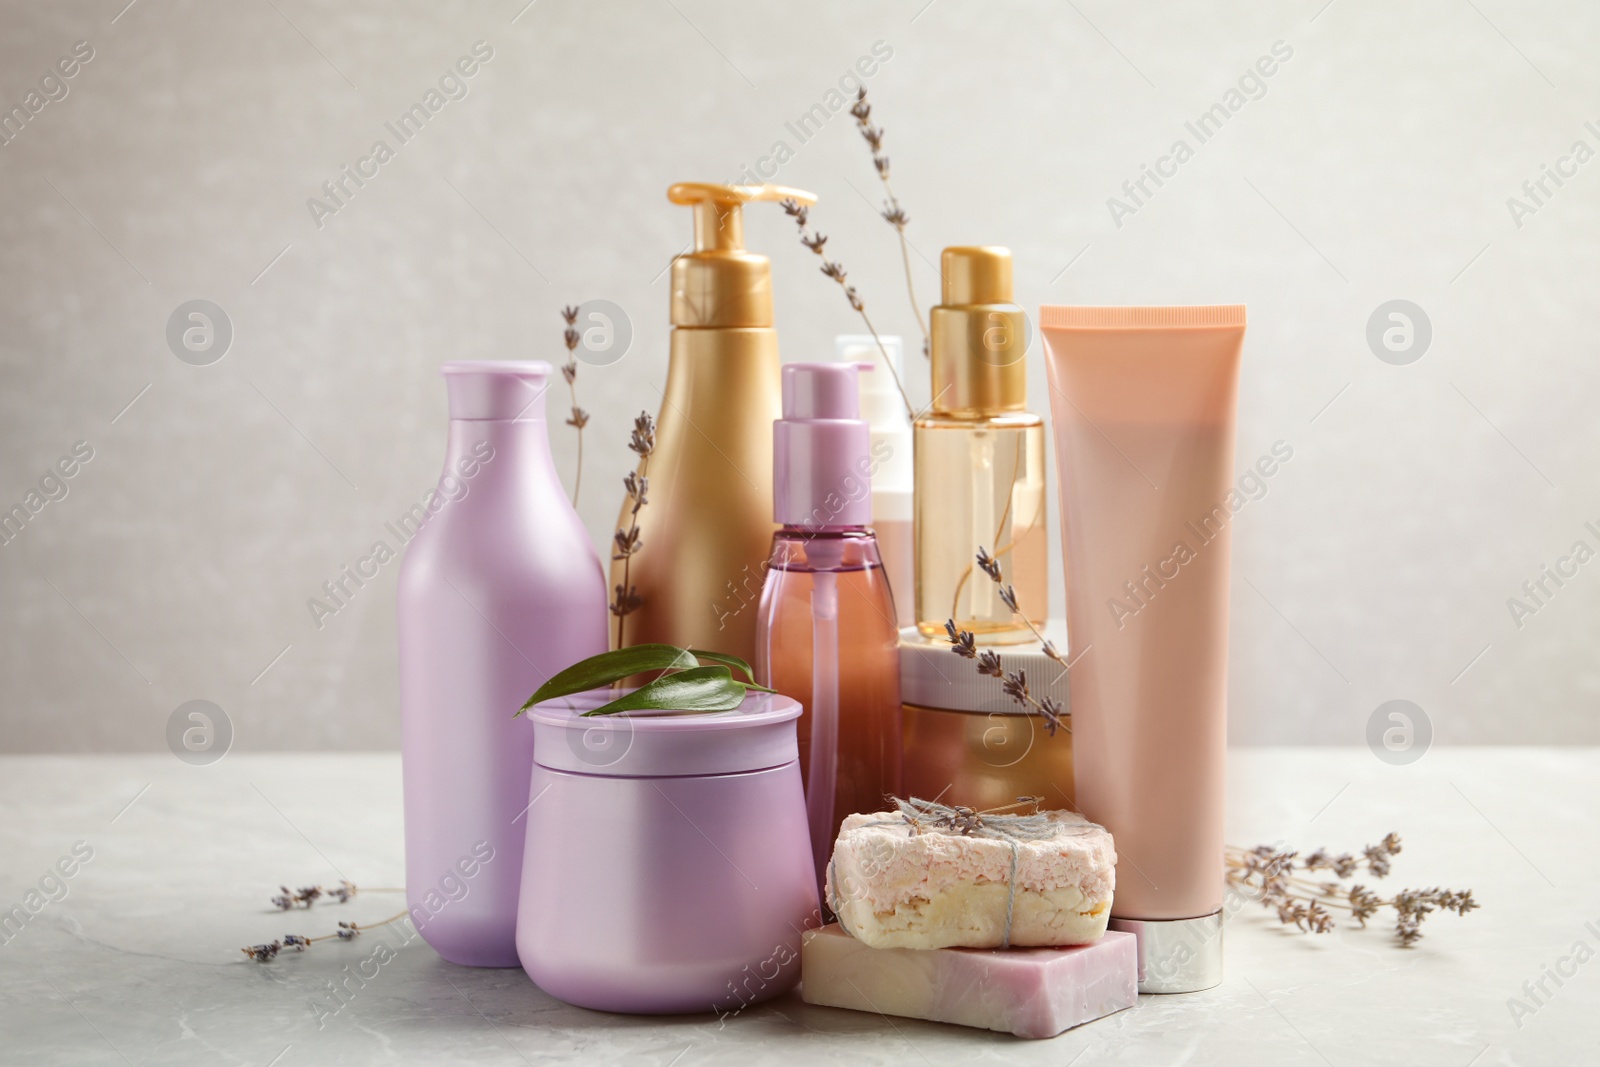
top-left (774, 361), bottom-right (874, 529)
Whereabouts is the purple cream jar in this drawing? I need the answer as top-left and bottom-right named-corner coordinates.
top-left (515, 691), bottom-right (819, 1015)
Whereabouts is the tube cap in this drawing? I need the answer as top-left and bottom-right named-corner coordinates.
top-left (774, 362), bottom-right (873, 528)
top-left (1108, 912), bottom-right (1225, 994)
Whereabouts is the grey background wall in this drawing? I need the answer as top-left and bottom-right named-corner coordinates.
top-left (2, 0), bottom-right (1596, 751)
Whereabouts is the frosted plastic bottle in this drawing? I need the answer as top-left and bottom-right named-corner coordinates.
top-left (837, 334), bottom-right (913, 628)
top-left (755, 363), bottom-right (902, 889)
top-left (398, 361), bottom-right (608, 967)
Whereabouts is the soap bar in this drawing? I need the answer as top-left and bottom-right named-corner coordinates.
top-left (801, 924), bottom-right (1137, 1039)
top-left (825, 808), bottom-right (1115, 949)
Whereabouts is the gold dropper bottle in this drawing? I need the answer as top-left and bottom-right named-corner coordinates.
top-left (913, 246), bottom-right (1048, 644)
top-left (612, 182), bottom-right (816, 663)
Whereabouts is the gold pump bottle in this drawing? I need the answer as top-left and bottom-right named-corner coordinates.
top-left (914, 246), bottom-right (1049, 644)
top-left (612, 182), bottom-right (816, 662)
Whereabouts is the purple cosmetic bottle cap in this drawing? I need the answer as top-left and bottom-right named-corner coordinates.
top-left (774, 361), bottom-right (874, 528)
top-left (442, 360), bottom-right (551, 420)
top-left (528, 691), bottom-right (802, 777)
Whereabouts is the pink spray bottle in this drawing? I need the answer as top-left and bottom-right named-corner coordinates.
top-left (397, 361), bottom-right (608, 966)
top-left (756, 362), bottom-right (903, 891)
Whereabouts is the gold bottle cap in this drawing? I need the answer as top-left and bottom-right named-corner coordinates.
top-left (668, 183), bottom-right (816, 329)
top-left (930, 246), bottom-right (1028, 416)
top-left (941, 245), bottom-right (1013, 305)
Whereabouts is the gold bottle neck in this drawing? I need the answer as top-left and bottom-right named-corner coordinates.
top-left (929, 304), bottom-right (1029, 415)
top-left (929, 245), bottom-right (1029, 416)
top-left (671, 251), bottom-right (772, 328)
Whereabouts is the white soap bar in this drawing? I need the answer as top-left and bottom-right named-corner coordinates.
top-left (801, 924), bottom-right (1137, 1039)
top-left (826, 808), bottom-right (1115, 950)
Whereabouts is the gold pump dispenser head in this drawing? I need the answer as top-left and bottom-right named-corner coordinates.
top-left (667, 182), bottom-right (816, 329)
top-left (929, 245), bottom-right (1029, 416)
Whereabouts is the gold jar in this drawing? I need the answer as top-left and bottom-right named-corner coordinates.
top-left (899, 625), bottom-right (1074, 812)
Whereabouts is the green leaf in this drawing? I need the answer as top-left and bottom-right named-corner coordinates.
top-left (518, 644), bottom-right (698, 715)
top-left (582, 665), bottom-right (749, 716)
top-left (686, 648), bottom-right (760, 684)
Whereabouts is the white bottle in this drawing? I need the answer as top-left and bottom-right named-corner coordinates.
top-left (837, 335), bottom-right (913, 627)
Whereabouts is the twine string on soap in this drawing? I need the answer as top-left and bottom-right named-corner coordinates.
top-left (829, 795), bottom-right (1073, 949)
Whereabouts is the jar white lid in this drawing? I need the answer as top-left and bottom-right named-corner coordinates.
top-left (899, 623), bottom-right (1072, 714)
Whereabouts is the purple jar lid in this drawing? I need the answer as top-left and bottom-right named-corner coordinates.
top-left (529, 690), bottom-right (801, 778)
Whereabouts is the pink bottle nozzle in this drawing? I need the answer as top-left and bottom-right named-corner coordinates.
top-left (442, 360), bottom-right (551, 421)
top-left (774, 362), bottom-right (875, 529)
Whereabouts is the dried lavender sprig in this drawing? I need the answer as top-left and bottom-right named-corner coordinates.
top-left (268, 880), bottom-right (400, 911)
top-left (1231, 833), bottom-right (1402, 885)
top-left (560, 306), bottom-right (590, 506)
top-left (1224, 835), bottom-right (1478, 946)
top-left (975, 546), bottom-right (1067, 668)
top-left (611, 412), bottom-right (655, 649)
top-left (1391, 887), bottom-right (1480, 946)
top-left (242, 910), bottom-right (410, 962)
top-left (944, 618), bottom-right (1068, 736)
top-left (779, 198), bottom-right (915, 422)
top-left (895, 795), bottom-right (1046, 839)
top-left (849, 88), bottom-right (929, 360)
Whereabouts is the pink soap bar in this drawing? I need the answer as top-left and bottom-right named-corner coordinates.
top-left (801, 925), bottom-right (1137, 1039)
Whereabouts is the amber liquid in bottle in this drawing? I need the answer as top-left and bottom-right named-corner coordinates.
top-left (913, 412), bottom-right (1049, 644)
top-left (755, 529), bottom-right (903, 887)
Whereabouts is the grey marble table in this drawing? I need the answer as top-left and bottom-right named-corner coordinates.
top-left (0, 748), bottom-right (1593, 1066)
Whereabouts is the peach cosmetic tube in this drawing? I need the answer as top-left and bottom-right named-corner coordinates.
top-left (1038, 305), bottom-right (1245, 994)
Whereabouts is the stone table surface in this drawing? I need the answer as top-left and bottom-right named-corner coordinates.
top-left (0, 748), bottom-right (1594, 1066)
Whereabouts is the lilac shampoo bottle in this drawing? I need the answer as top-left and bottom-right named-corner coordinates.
top-left (398, 361), bottom-right (607, 967)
